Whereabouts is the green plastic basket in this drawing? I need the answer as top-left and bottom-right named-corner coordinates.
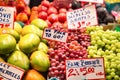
top-left (115, 24), bottom-right (120, 32)
top-left (105, 2), bottom-right (120, 13)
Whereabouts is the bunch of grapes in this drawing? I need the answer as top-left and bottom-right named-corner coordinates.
top-left (47, 27), bottom-right (91, 80)
top-left (86, 26), bottom-right (120, 80)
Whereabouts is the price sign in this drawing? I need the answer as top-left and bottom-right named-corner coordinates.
top-left (66, 58), bottom-right (106, 80)
top-left (0, 6), bottom-right (15, 29)
top-left (0, 62), bottom-right (25, 80)
top-left (67, 5), bottom-right (98, 29)
top-left (77, 0), bottom-right (104, 4)
top-left (43, 28), bottom-right (68, 43)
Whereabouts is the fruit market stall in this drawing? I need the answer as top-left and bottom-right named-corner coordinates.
top-left (0, 0), bottom-right (120, 80)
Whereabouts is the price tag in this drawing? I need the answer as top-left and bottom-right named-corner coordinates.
top-left (0, 62), bottom-right (25, 80)
top-left (77, 0), bottom-right (104, 4)
top-left (66, 58), bottom-right (106, 80)
top-left (0, 6), bottom-right (15, 29)
top-left (67, 5), bottom-right (98, 29)
top-left (43, 28), bottom-right (68, 43)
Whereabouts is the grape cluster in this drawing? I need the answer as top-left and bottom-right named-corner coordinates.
top-left (86, 26), bottom-right (120, 80)
top-left (47, 27), bottom-right (91, 80)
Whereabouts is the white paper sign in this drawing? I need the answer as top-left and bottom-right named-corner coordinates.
top-left (66, 58), bottom-right (106, 80)
top-left (0, 62), bottom-right (25, 80)
top-left (43, 28), bottom-right (68, 43)
top-left (67, 5), bottom-right (98, 29)
top-left (0, 6), bottom-right (15, 29)
top-left (77, 0), bottom-right (104, 4)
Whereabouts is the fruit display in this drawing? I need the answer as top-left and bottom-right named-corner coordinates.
top-left (0, 0), bottom-right (120, 80)
top-left (47, 28), bottom-right (90, 80)
top-left (86, 26), bottom-right (120, 80)
top-left (0, 19), bottom-right (50, 79)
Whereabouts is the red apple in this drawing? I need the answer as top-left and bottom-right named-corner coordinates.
top-left (38, 5), bottom-right (48, 12)
top-left (52, 22), bottom-right (63, 29)
top-left (59, 8), bottom-right (67, 13)
top-left (47, 14), bottom-right (58, 23)
top-left (46, 20), bottom-right (52, 27)
top-left (41, 0), bottom-right (50, 8)
top-left (16, 0), bottom-right (26, 13)
top-left (58, 13), bottom-right (66, 23)
top-left (24, 6), bottom-right (31, 16)
top-left (0, 1), bottom-right (6, 6)
top-left (38, 11), bottom-right (48, 20)
top-left (47, 6), bottom-right (58, 15)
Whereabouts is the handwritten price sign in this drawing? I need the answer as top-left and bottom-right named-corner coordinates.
top-left (67, 5), bottom-right (98, 29)
top-left (0, 6), bottom-right (15, 29)
top-left (66, 58), bottom-right (106, 80)
top-left (77, 0), bottom-right (104, 4)
top-left (0, 62), bottom-right (25, 80)
top-left (43, 28), bottom-right (68, 42)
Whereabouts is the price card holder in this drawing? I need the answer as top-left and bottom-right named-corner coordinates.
top-left (77, 0), bottom-right (104, 4)
top-left (67, 5), bottom-right (98, 29)
top-left (66, 58), bottom-right (106, 80)
top-left (0, 62), bottom-right (25, 80)
top-left (42, 28), bottom-right (68, 43)
top-left (0, 6), bottom-right (15, 29)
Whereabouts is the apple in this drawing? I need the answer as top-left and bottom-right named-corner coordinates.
top-left (16, 0), bottom-right (26, 13)
top-left (47, 14), bottom-right (58, 23)
top-left (41, 0), bottom-right (50, 8)
top-left (16, 12), bottom-right (28, 23)
top-left (38, 5), bottom-right (48, 12)
top-left (46, 20), bottom-right (52, 27)
top-left (52, 22), bottom-right (63, 28)
top-left (38, 11), bottom-right (48, 20)
top-left (58, 13), bottom-right (66, 23)
top-left (59, 8), bottom-right (67, 13)
top-left (0, 1), bottom-right (6, 6)
top-left (24, 6), bottom-right (31, 16)
top-left (47, 6), bottom-right (58, 15)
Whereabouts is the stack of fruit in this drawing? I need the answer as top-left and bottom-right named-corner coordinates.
top-left (0, 18), bottom-right (50, 80)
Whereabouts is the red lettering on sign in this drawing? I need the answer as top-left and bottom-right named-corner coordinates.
top-left (68, 69), bottom-right (76, 77)
top-left (0, 24), bottom-right (10, 28)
